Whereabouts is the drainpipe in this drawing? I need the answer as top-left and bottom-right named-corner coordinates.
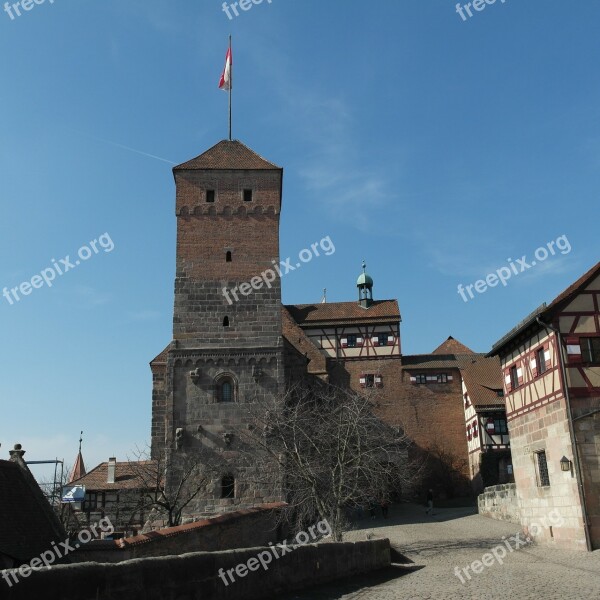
top-left (536, 316), bottom-right (592, 551)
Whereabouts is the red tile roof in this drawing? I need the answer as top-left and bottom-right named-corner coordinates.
top-left (402, 353), bottom-right (484, 370)
top-left (70, 460), bottom-right (157, 491)
top-left (432, 336), bottom-right (475, 355)
top-left (460, 356), bottom-right (505, 408)
top-left (174, 140), bottom-right (281, 171)
top-left (285, 300), bottom-right (400, 326)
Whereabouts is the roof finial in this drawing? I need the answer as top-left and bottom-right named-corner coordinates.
top-left (321, 288), bottom-right (327, 304)
top-left (362, 260), bottom-right (367, 273)
top-left (78, 431), bottom-right (83, 454)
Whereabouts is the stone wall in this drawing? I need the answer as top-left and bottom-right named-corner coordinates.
top-left (572, 396), bottom-right (600, 550)
top-left (477, 483), bottom-right (520, 524)
top-left (3, 539), bottom-right (391, 600)
top-left (508, 397), bottom-right (587, 550)
top-left (71, 503), bottom-right (286, 563)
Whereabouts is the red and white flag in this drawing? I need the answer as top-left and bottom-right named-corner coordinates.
top-left (219, 46), bottom-right (232, 91)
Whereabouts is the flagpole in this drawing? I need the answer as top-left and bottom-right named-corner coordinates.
top-left (228, 35), bottom-right (232, 141)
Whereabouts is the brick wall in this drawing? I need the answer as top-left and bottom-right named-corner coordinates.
top-left (329, 359), bottom-right (471, 498)
top-left (150, 163), bottom-right (286, 516)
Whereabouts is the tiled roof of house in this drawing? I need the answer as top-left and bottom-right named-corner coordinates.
top-left (0, 457), bottom-right (66, 564)
top-left (402, 353), bottom-right (484, 370)
top-left (174, 140), bottom-right (281, 171)
top-left (281, 306), bottom-right (328, 376)
top-left (285, 300), bottom-right (400, 326)
top-left (460, 356), bottom-right (504, 408)
top-left (70, 460), bottom-right (157, 492)
top-left (432, 336), bottom-right (475, 355)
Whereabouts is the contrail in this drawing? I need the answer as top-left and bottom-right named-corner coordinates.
top-left (67, 128), bottom-right (177, 165)
top-left (91, 136), bottom-right (176, 165)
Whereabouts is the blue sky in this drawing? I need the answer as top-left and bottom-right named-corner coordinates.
top-left (1, 0), bottom-right (598, 477)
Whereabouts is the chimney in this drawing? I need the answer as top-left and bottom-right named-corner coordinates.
top-left (107, 457), bottom-right (116, 484)
top-left (9, 443), bottom-right (26, 465)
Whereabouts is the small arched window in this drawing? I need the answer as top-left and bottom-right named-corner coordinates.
top-left (223, 316), bottom-right (230, 327)
top-left (226, 251), bottom-right (232, 262)
top-left (221, 474), bottom-right (235, 499)
top-left (219, 379), bottom-right (233, 403)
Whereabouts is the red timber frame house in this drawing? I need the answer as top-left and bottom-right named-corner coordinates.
top-left (489, 261), bottom-right (600, 551)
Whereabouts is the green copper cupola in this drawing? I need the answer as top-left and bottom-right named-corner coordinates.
top-left (357, 261), bottom-right (373, 308)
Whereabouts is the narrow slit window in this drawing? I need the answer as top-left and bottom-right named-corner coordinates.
top-left (226, 251), bottom-right (232, 262)
top-left (221, 474), bottom-right (235, 498)
top-left (536, 450), bottom-right (550, 487)
top-left (206, 190), bottom-right (215, 203)
top-left (243, 189), bottom-right (253, 202)
top-left (223, 316), bottom-right (230, 327)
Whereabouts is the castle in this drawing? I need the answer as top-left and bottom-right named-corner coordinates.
top-left (149, 139), bottom-right (500, 515)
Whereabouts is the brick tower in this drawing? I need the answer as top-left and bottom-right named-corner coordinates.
top-left (151, 139), bottom-right (285, 514)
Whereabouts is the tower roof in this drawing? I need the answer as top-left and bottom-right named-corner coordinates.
top-left (68, 451), bottom-right (86, 483)
top-left (173, 140), bottom-right (281, 171)
top-left (356, 261), bottom-right (373, 288)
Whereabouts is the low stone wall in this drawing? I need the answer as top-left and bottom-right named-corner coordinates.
top-left (72, 503), bottom-right (286, 563)
top-left (477, 483), bottom-right (520, 524)
top-left (2, 539), bottom-right (391, 600)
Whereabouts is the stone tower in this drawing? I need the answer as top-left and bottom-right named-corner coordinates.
top-left (151, 139), bottom-right (285, 514)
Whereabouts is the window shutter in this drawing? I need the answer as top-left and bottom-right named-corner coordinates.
top-left (473, 422), bottom-right (478, 438)
top-left (375, 375), bottom-right (383, 388)
top-left (467, 425), bottom-right (472, 441)
top-left (373, 336), bottom-right (379, 347)
top-left (387, 335), bottom-right (394, 346)
top-left (359, 374), bottom-right (366, 388)
top-left (544, 346), bottom-right (552, 370)
top-left (504, 368), bottom-right (511, 392)
top-left (357, 337), bottom-right (364, 347)
top-left (341, 338), bottom-right (348, 348)
top-left (517, 365), bottom-right (524, 387)
top-left (530, 353), bottom-right (538, 376)
top-left (565, 337), bottom-right (582, 364)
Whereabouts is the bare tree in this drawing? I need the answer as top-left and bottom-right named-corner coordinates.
top-left (241, 381), bottom-right (420, 542)
top-left (128, 445), bottom-right (218, 529)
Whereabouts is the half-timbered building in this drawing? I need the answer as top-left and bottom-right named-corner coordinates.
top-left (460, 356), bottom-right (511, 493)
top-left (489, 261), bottom-right (600, 550)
